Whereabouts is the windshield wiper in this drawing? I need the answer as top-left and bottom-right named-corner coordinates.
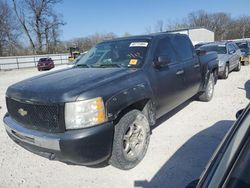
top-left (94, 64), bottom-right (123, 68)
top-left (74, 64), bottom-right (91, 68)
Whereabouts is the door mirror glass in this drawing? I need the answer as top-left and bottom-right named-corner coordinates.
top-left (154, 55), bottom-right (171, 68)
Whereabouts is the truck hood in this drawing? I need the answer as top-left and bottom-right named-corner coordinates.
top-left (6, 67), bottom-right (137, 103)
top-left (217, 54), bottom-right (228, 62)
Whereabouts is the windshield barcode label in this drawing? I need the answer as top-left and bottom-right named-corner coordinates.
top-left (130, 42), bottom-right (148, 47)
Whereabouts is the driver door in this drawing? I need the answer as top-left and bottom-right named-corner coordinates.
top-left (152, 37), bottom-right (186, 117)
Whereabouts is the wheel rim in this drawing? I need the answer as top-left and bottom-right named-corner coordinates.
top-left (207, 75), bottom-right (214, 97)
top-left (123, 116), bottom-right (147, 160)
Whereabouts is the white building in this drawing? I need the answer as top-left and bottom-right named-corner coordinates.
top-left (168, 27), bottom-right (215, 45)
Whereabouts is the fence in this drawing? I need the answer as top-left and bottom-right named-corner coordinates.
top-left (0, 53), bottom-right (69, 70)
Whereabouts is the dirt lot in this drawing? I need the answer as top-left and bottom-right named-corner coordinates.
top-left (0, 66), bottom-right (249, 188)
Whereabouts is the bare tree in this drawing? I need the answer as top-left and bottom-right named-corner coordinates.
top-left (187, 10), bottom-right (231, 40)
top-left (0, 0), bottom-right (20, 56)
top-left (68, 33), bottom-right (117, 53)
top-left (24, 0), bottom-right (62, 53)
top-left (43, 14), bottom-right (65, 53)
top-left (155, 20), bottom-right (164, 32)
top-left (12, 0), bottom-right (64, 54)
top-left (165, 18), bottom-right (189, 31)
top-left (226, 16), bottom-right (250, 39)
top-left (12, 0), bottom-right (36, 54)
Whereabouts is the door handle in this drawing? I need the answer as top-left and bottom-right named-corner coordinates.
top-left (194, 64), bottom-right (200, 68)
top-left (176, 70), bottom-right (184, 75)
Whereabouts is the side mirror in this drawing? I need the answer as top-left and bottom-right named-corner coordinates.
top-left (236, 109), bottom-right (244, 119)
top-left (154, 55), bottom-right (171, 68)
top-left (196, 49), bottom-right (206, 56)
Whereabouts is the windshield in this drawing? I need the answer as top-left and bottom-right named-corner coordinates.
top-left (200, 45), bottom-right (227, 54)
top-left (76, 39), bottom-right (149, 68)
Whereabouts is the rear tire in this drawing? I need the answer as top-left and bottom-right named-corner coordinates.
top-left (244, 61), bottom-right (250, 66)
top-left (234, 60), bottom-right (241, 71)
top-left (198, 73), bottom-right (215, 102)
top-left (109, 110), bottom-right (150, 170)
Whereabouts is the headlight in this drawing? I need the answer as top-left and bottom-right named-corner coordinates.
top-left (65, 97), bottom-right (105, 130)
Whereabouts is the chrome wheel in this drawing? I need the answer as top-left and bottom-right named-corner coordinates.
top-left (123, 116), bottom-right (147, 160)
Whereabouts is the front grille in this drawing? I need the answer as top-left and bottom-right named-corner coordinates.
top-left (6, 97), bottom-right (65, 133)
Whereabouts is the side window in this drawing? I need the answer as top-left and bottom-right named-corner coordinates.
top-left (171, 35), bottom-right (193, 61)
top-left (228, 44), bottom-right (235, 53)
top-left (155, 38), bottom-right (177, 63)
top-left (233, 43), bottom-right (239, 50)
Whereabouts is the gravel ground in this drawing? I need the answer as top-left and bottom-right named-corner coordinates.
top-left (0, 66), bottom-right (249, 188)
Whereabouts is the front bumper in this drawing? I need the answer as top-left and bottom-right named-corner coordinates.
top-left (37, 64), bottom-right (54, 70)
top-left (218, 65), bottom-right (225, 76)
top-left (3, 113), bottom-right (114, 166)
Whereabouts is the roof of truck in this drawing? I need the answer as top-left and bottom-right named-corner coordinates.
top-left (102, 32), bottom-right (185, 43)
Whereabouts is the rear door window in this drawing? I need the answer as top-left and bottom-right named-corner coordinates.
top-left (171, 35), bottom-right (193, 61)
top-left (232, 43), bottom-right (239, 50)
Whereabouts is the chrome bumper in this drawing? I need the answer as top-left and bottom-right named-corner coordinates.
top-left (4, 114), bottom-right (60, 151)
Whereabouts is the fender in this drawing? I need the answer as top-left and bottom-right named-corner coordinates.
top-left (106, 83), bottom-right (155, 122)
top-left (199, 54), bottom-right (218, 91)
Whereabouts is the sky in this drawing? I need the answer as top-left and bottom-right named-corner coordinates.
top-left (55, 0), bottom-right (250, 41)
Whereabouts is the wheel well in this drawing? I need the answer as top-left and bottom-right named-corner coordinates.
top-left (113, 99), bottom-right (155, 125)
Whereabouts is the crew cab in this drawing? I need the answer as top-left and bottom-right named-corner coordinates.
top-left (3, 33), bottom-right (218, 170)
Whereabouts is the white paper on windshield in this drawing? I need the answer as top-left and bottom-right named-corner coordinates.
top-left (129, 42), bottom-right (148, 47)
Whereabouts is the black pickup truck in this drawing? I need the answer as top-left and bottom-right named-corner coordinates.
top-left (3, 33), bottom-right (218, 170)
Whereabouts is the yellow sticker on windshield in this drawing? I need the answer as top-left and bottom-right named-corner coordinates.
top-left (129, 59), bottom-right (138, 65)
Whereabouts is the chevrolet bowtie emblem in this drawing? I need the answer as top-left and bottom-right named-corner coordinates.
top-left (18, 108), bottom-right (28, 116)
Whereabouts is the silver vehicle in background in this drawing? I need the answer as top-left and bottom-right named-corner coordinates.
top-left (199, 42), bottom-right (241, 79)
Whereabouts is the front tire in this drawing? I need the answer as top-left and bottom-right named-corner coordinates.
top-left (234, 60), bottom-right (241, 71)
top-left (109, 110), bottom-right (150, 170)
top-left (198, 73), bottom-right (215, 102)
top-left (221, 64), bottom-right (229, 79)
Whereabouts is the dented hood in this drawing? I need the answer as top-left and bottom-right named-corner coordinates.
top-left (6, 67), bottom-right (135, 103)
